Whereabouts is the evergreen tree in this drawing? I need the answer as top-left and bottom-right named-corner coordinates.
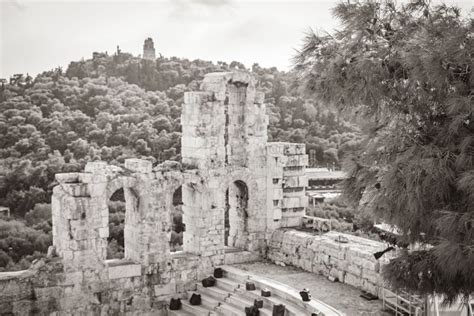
top-left (294, 0), bottom-right (473, 302)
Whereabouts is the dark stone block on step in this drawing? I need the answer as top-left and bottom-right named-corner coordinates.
top-left (169, 298), bottom-right (181, 310)
top-left (214, 267), bottom-right (223, 278)
top-left (190, 293), bottom-right (201, 305)
top-left (246, 282), bottom-right (256, 291)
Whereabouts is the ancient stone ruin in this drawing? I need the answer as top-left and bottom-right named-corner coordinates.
top-left (0, 72), bottom-right (390, 315)
top-left (0, 72), bottom-right (308, 314)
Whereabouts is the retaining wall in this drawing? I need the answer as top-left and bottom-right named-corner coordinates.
top-left (268, 229), bottom-right (392, 297)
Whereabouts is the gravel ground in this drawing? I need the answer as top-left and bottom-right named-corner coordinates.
top-left (234, 261), bottom-right (391, 316)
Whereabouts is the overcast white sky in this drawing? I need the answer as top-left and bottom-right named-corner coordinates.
top-left (0, 0), bottom-right (472, 78)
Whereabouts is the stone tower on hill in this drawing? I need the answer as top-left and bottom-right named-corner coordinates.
top-left (142, 37), bottom-right (156, 60)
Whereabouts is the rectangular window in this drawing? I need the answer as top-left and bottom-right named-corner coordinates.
top-left (273, 178), bottom-right (279, 184)
top-left (273, 200), bottom-right (279, 207)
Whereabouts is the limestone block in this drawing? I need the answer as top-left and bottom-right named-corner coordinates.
top-left (329, 268), bottom-right (345, 282)
top-left (282, 176), bottom-right (305, 188)
top-left (281, 197), bottom-right (302, 208)
top-left (60, 183), bottom-right (89, 197)
top-left (285, 155), bottom-right (308, 167)
top-left (299, 196), bottom-right (308, 208)
top-left (344, 273), bottom-right (362, 288)
top-left (266, 142), bottom-right (285, 156)
top-left (281, 166), bottom-right (305, 177)
top-left (77, 173), bottom-right (107, 184)
top-left (346, 264), bottom-right (362, 277)
top-left (108, 263), bottom-right (141, 280)
top-left (322, 248), bottom-right (346, 262)
top-left (362, 269), bottom-right (382, 285)
top-left (280, 216), bottom-right (302, 227)
top-left (362, 281), bottom-right (379, 296)
top-left (283, 143), bottom-right (298, 155)
top-left (273, 208), bottom-right (282, 220)
top-left (125, 159), bottom-right (152, 173)
top-left (98, 227), bottom-right (109, 238)
top-left (86, 183), bottom-right (107, 197)
top-left (55, 173), bottom-right (81, 183)
top-left (84, 161), bottom-right (108, 174)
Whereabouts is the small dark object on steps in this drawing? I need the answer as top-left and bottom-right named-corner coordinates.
top-left (169, 298), bottom-right (181, 310)
top-left (246, 282), bottom-right (256, 291)
top-left (254, 299), bottom-right (263, 308)
top-left (245, 305), bottom-right (260, 316)
top-left (360, 290), bottom-right (378, 301)
top-left (261, 288), bottom-right (271, 297)
top-left (189, 293), bottom-right (201, 305)
top-left (214, 267), bottom-right (223, 278)
top-left (272, 304), bottom-right (285, 316)
top-left (202, 276), bottom-right (216, 287)
top-left (300, 288), bottom-right (311, 302)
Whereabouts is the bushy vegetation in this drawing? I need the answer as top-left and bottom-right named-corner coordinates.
top-left (306, 197), bottom-right (381, 241)
top-left (295, 0), bottom-right (473, 301)
top-left (0, 204), bottom-right (52, 271)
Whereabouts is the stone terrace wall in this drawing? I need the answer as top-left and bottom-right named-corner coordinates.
top-left (266, 142), bottom-right (308, 229)
top-left (268, 229), bottom-right (392, 297)
top-left (0, 256), bottom-right (201, 315)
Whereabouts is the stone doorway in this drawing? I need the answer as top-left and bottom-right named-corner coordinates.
top-left (106, 185), bottom-right (140, 260)
top-left (224, 180), bottom-right (249, 249)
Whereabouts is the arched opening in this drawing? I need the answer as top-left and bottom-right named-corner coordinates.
top-left (107, 188), bottom-right (125, 259)
top-left (170, 186), bottom-right (185, 252)
top-left (106, 185), bottom-right (139, 260)
top-left (224, 180), bottom-right (249, 249)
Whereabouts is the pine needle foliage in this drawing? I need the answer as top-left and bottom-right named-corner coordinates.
top-left (294, 0), bottom-right (473, 302)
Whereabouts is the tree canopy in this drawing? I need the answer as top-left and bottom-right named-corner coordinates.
top-left (295, 0), bottom-right (473, 302)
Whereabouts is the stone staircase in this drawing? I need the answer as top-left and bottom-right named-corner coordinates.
top-left (169, 266), bottom-right (345, 316)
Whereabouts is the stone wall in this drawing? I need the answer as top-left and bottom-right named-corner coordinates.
top-left (268, 229), bottom-right (392, 297)
top-left (0, 255), bottom-right (199, 315)
top-left (266, 142), bottom-right (308, 229)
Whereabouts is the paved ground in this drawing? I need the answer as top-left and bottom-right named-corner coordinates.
top-left (234, 261), bottom-right (391, 316)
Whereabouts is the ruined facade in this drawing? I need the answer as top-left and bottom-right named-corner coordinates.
top-left (142, 37), bottom-right (156, 61)
top-left (0, 72), bottom-right (309, 314)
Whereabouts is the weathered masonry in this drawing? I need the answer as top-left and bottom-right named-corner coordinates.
top-left (0, 72), bottom-right (309, 315)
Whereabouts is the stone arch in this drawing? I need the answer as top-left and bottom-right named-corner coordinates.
top-left (105, 176), bottom-right (142, 261)
top-left (106, 176), bottom-right (138, 201)
top-left (223, 170), bottom-right (258, 250)
top-left (225, 180), bottom-right (249, 249)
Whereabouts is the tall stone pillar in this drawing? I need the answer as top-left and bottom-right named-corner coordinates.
top-left (181, 72), bottom-right (270, 256)
top-left (52, 162), bottom-right (109, 271)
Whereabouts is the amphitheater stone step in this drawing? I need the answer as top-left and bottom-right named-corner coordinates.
top-left (169, 265), bottom-right (345, 316)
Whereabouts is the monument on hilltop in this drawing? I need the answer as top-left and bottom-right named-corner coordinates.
top-left (143, 37), bottom-right (156, 61)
